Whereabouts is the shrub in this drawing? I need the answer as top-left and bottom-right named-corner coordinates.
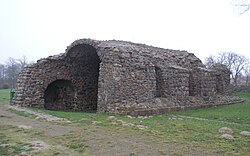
top-left (1, 84), bottom-right (10, 89)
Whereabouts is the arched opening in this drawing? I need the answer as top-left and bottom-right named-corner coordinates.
top-left (65, 44), bottom-right (100, 111)
top-left (44, 79), bottom-right (77, 110)
top-left (43, 44), bottom-right (101, 112)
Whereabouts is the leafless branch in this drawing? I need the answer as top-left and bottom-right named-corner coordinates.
top-left (232, 0), bottom-right (250, 14)
top-left (238, 3), bottom-right (250, 14)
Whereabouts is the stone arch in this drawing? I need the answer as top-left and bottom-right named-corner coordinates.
top-left (41, 43), bottom-right (101, 112)
top-left (65, 43), bottom-right (101, 111)
top-left (44, 79), bottom-right (76, 110)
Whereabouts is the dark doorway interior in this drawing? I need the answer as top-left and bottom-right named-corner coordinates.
top-left (67, 44), bottom-right (100, 111)
top-left (216, 75), bottom-right (223, 94)
top-left (44, 79), bottom-right (77, 110)
top-left (189, 74), bottom-right (195, 96)
top-left (155, 66), bottom-right (164, 97)
top-left (44, 44), bottom-right (100, 112)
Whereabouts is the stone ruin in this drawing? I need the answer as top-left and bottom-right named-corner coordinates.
top-left (12, 39), bottom-right (241, 116)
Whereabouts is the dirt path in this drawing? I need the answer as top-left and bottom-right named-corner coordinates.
top-left (0, 103), bottom-right (84, 155)
top-left (0, 104), bottom-right (78, 136)
top-left (0, 103), bottom-right (219, 156)
top-left (0, 103), bottom-right (167, 156)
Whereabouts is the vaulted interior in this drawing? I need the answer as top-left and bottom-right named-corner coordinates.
top-left (44, 79), bottom-right (76, 110)
top-left (44, 44), bottom-right (101, 111)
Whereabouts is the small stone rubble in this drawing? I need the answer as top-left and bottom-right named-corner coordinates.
top-left (8, 105), bottom-right (70, 122)
top-left (108, 116), bottom-right (148, 130)
top-left (218, 127), bottom-right (250, 140)
top-left (219, 127), bottom-right (234, 140)
top-left (19, 152), bottom-right (32, 156)
top-left (27, 141), bottom-right (48, 150)
top-left (19, 141), bottom-right (48, 156)
top-left (219, 127), bottom-right (233, 134)
top-left (220, 134), bottom-right (234, 140)
top-left (240, 131), bottom-right (250, 136)
top-left (18, 125), bottom-right (32, 129)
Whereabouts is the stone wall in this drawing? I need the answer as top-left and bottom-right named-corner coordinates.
top-left (189, 67), bottom-right (217, 98)
top-left (155, 66), bottom-right (189, 101)
top-left (13, 38), bottom-right (240, 116)
top-left (97, 61), bottom-right (156, 113)
top-left (14, 43), bottom-right (101, 111)
top-left (210, 64), bottom-right (231, 94)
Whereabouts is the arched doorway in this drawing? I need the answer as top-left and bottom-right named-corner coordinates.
top-left (44, 79), bottom-right (77, 110)
top-left (65, 44), bottom-right (100, 111)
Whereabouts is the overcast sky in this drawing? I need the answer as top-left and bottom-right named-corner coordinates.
top-left (0, 0), bottom-right (250, 64)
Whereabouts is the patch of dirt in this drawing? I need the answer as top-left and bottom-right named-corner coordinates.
top-left (19, 151), bottom-right (32, 156)
top-left (0, 104), bottom-right (78, 136)
top-left (18, 125), bottom-right (32, 129)
top-left (8, 105), bottom-right (70, 122)
top-left (28, 140), bottom-right (48, 150)
top-left (0, 103), bottom-right (220, 156)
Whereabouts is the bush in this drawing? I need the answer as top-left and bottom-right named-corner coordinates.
top-left (1, 84), bottom-right (10, 89)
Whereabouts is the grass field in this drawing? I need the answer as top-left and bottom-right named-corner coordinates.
top-left (0, 89), bottom-right (10, 102)
top-left (1, 89), bottom-right (250, 155)
top-left (171, 92), bottom-right (250, 125)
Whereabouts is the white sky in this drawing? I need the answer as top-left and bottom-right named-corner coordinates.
top-left (0, 0), bottom-right (250, 64)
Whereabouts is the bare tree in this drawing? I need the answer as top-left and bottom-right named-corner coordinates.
top-left (231, 54), bottom-right (248, 85)
top-left (204, 52), bottom-right (249, 86)
top-left (18, 55), bottom-right (28, 69)
top-left (0, 64), bottom-right (5, 79)
top-left (204, 52), bottom-right (237, 70)
top-left (217, 52), bottom-right (237, 71)
top-left (204, 55), bottom-right (217, 67)
top-left (233, 0), bottom-right (250, 14)
top-left (0, 56), bottom-right (30, 89)
top-left (243, 64), bottom-right (250, 86)
top-left (0, 64), bottom-right (6, 88)
top-left (5, 57), bottom-right (20, 88)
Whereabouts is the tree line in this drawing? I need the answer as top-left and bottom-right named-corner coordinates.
top-left (0, 56), bottom-right (29, 89)
top-left (204, 52), bottom-right (250, 86)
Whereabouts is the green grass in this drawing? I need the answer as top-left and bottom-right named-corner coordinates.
top-left (0, 89), bottom-right (10, 102)
top-left (171, 92), bottom-right (250, 124)
top-left (37, 94), bottom-right (250, 155)
top-left (1, 89), bottom-right (250, 155)
top-left (31, 108), bottom-right (110, 123)
top-left (0, 114), bottom-right (91, 156)
top-left (8, 109), bottom-right (37, 119)
top-left (40, 109), bottom-right (106, 121)
top-left (0, 125), bottom-right (33, 156)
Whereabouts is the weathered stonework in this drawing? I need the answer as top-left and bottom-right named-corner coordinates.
top-left (13, 39), bottom-right (241, 116)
